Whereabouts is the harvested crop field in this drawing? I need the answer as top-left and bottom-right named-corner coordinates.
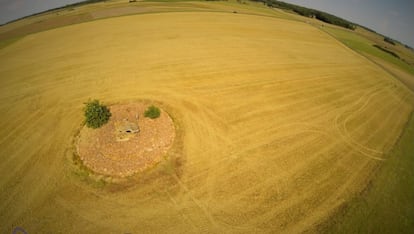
top-left (0, 9), bottom-right (413, 234)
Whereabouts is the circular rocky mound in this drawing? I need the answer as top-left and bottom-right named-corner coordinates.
top-left (76, 102), bottom-right (175, 177)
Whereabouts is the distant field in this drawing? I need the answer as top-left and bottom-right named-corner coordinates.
top-left (1, 2), bottom-right (414, 233)
top-left (0, 0), bottom-right (291, 41)
top-left (322, 26), bottom-right (414, 76)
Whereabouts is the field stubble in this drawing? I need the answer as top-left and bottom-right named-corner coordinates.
top-left (0, 12), bottom-right (413, 233)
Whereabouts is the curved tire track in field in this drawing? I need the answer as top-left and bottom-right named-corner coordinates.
top-left (1, 11), bottom-right (413, 234)
top-left (334, 84), bottom-right (389, 160)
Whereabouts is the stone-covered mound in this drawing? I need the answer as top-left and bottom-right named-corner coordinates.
top-left (77, 103), bottom-right (175, 177)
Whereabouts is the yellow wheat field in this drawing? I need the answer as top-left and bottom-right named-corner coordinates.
top-left (0, 11), bottom-right (413, 233)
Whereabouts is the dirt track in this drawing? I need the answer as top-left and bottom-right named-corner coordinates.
top-left (0, 10), bottom-right (413, 233)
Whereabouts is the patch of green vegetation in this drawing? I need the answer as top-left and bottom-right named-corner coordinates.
top-left (322, 112), bottom-right (414, 233)
top-left (84, 99), bottom-right (111, 129)
top-left (0, 37), bottom-right (24, 50)
top-left (72, 168), bottom-right (90, 181)
top-left (71, 169), bottom-right (108, 189)
top-left (323, 27), bottom-right (414, 75)
top-left (373, 44), bottom-right (400, 59)
top-left (144, 105), bottom-right (161, 119)
top-left (94, 178), bottom-right (108, 188)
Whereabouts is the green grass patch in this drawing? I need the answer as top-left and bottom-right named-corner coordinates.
top-left (322, 112), bottom-right (414, 233)
top-left (323, 27), bottom-right (414, 75)
top-left (0, 36), bottom-right (24, 50)
top-left (373, 44), bottom-right (400, 59)
top-left (144, 105), bottom-right (161, 119)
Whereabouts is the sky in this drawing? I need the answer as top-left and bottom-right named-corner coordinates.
top-left (282, 0), bottom-right (414, 47)
top-left (0, 0), bottom-right (413, 47)
top-left (0, 0), bottom-right (81, 23)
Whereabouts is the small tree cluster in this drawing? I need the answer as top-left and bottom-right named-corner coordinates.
top-left (84, 99), bottom-right (111, 129)
top-left (144, 105), bottom-right (161, 119)
top-left (251, 0), bottom-right (356, 29)
top-left (384, 37), bottom-right (396, 45)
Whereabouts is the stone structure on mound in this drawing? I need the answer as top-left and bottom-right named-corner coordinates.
top-left (115, 118), bottom-right (139, 141)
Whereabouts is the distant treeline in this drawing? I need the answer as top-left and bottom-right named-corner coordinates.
top-left (358, 25), bottom-right (376, 33)
top-left (358, 26), bottom-right (413, 50)
top-left (382, 36), bottom-right (413, 51)
top-left (252, 0), bottom-right (356, 30)
top-left (384, 37), bottom-right (396, 45)
top-left (1, 0), bottom-right (106, 26)
top-left (405, 44), bottom-right (414, 51)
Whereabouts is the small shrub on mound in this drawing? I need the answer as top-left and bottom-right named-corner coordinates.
top-left (144, 105), bottom-right (161, 119)
top-left (84, 99), bottom-right (111, 128)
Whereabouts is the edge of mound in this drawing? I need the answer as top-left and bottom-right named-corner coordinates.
top-left (69, 100), bottom-right (185, 187)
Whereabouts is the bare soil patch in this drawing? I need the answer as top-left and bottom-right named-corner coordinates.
top-left (76, 102), bottom-right (175, 177)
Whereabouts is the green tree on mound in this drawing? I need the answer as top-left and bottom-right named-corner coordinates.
top-left (144, 105), bottom-right (161, 119)
top-left (84, 99), bottom-right (111, 128)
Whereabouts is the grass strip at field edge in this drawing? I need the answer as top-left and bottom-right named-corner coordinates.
top-left (318, 111), bottom-right (414, 233)
top-left (322, 26), bottom-right (414, 76)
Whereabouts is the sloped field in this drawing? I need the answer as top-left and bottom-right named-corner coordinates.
top-left (0, 12), bottom-right (413, 233)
